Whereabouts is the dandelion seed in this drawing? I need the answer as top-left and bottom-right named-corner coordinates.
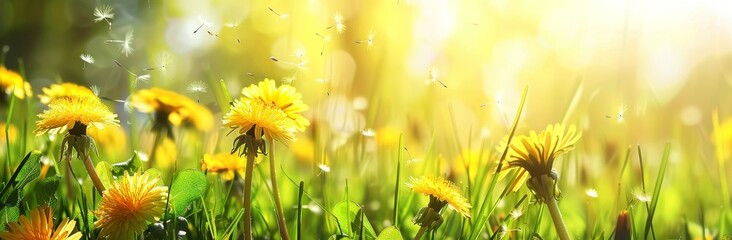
top-left (268, 7), bottom-right (289, 19)
top-left (145, 52), bottom-right (172, 71)
top-left (632, 188), bottom-right (651, 203)
top-left (585, 188), bottom-right (599, 198)
top-left (93, 4), bottom-right (114, 30)
top-left (605, 105), bottom-right (628, 123)
top-left (225, 19), bottom-right (242, 44)
top-left (207, 30), bottom-right (218, 37)
top-left (334, 13), bottom-right (346, 33)
top-left (427, 68), bottom-right (447, 88)
top-left (136, 74), bottom-right (151, 83)
top-left (355, 32), bottom-right (374, 47)
top-left (318, 164), bottom-right (331, 173)
top-left (315, 78), bottom-right (328, 83)
top-left (90, 85), bottom-right (101, 96)
top-left (106, 30), bottom-right (134, 56)
top-left (361, 128), bottom-right (375, 137)
top-left (80, 54), bottom-right (95, 69)
top-left (509, 208), bottom-right (524, 219)
top-left (187, 80), bottom-right (208, 93)
top-left (194, 15), bottom-right (213, 34)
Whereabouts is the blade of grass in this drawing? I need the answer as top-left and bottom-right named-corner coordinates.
top-left (644, 143), bottom-right (670, 240)
top-left (469, 85), bottom-right (528, 240)
top-left (393, 134), bottom-right (402, 229)
top-left (297, 181), bottom-right (304, 240)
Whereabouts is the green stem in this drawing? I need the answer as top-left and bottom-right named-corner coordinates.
top-left (83, 155), bottom-right (106, 193)
top-left (531, 175), bottom-right (570, 240)
top-left (414, 226), bottom-right (428, 240)
top-left (546, 194), bottom-right (570, 240)
top-left (242, 143), bottom-right (257, 240)
top-left (269, 143), bottom-right (290, 240)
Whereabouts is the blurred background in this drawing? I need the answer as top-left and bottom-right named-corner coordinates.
top-left (3, 0), bottom-right (732, 237)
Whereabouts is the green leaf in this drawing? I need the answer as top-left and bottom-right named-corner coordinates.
top-left (332, 201), bottom-right (377, 239)
top-left (111, 151), bottom-right (143, 177)
top-left (14, 151), bottom-right (41, 190)
top-left (376, 226), bottom-right (403, 240)
top-left (95, 161), bottom-right (113, 189)
top-left (0, 206), bottom-right (19, 231)
top-left (35, 176), bottom-right (60, 207)
top-left (169, 169), bottom-right (207, 216)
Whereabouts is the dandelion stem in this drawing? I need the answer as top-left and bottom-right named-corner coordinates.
top-left (83, 155), bottom-right (106, 194)
top-left (269, 143), bottom-right (291, 240)
top-left (242, 139), bottom-right (257, 240)
top-left (413, 226), bottom-right (428, 240)
top-left (531, 175), bottom-right (570, 240)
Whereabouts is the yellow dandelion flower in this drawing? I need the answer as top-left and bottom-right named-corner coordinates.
top-left (496, 123), bottom-right (581, 191)
top-left (131, 88), bottom-right (214, 132)
top-left (38, 83), bottom-right (95, 104)
top-left (407, 176), bottom-right (471, 218)
top-left (87, 123), bottom-right (127, 156)
top-left (224, 98), bottom-right (297, 143)
top-left (95, 171), bottom-right (168, 240)
top-left (202, 152), bottom-right (262, 181)
top-left (154, 137), bottom-right (177, 169)
top-left (34, 96), bottom-right (119, 136)
top-left (712, 116), bottom-right (732, 163)
top-left (0, 206), bottom-right (82, 240)
top-left (241, 78), bottom-right (310, 131)
top-left (0, 66), bottom-right (32, 100)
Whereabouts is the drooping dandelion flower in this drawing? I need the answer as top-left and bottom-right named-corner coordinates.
top-left (131, 87), bottom-right (214, 135)
top-left (34, 96), bottom-right (119, 193)
top-left (241, 78), bottom-right (310, 131)
top-left (407, 176), bottom-right (471, 239)
top-left (95, 172), bottom-right (168, 240)
top-left (38, 83), bottom-right (96, 104)
top-left (496, 123), bottom-right (581, 240)
top-left (0, 66), bottom-right (32, 102)
top-left (0, 206), bottom-right (82, 240)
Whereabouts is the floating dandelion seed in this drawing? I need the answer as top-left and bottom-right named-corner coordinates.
top-left (605, 105), bottom-right (628, 123)
top-left (361, 128), bottom-right (376, 137)
top-left (318, 164), bottom-right (331, 173)
top-left (145, 52), bottom-right (172, 71)
top-left (509, 208), bottom-right (524, 219)
top-left (105, 30), bottom-right (134, 56)
top-left (427, 68), bottom-right (447, 88)
top-left (268, 7), bottom-right (289, 19)
top-left (355, 32), bottom-right (375, 47)
top-left (187, 80), bottom-right (208, 93)
top-left (90, 85), bottom-right (101, 96)
top-left (114, 60), bottom-right (148, 86)
top-left (207, 30), bottom-right (219, 37)
top-left (193, 15), bottom-right (214, 34)
top-left (632, 188), bottom-right (651, 203)
top-left (585, 188), bottom-right (599, 198)
top-left (333, 13), bottom-right (346, 33)
top-left (136, 74), bottom-right (151, 83)
top-left (225, 19), bottom-right (242, 44)
top-left (93, 5), bottom-right (114, 30)
top-left (80, 54), bottom-right (95, 69)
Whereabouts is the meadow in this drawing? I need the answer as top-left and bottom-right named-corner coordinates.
top-left (0, 0), bottom-right (732, 239)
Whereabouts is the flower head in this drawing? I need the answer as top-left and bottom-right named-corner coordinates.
top-left (496, 123), bottom-right (581, 191)
top-left (202, 152), bottom-right (260, 181)
top-left (34, 96), bottom-right (119, 136)
top-left (0, 206), bottom-right (82, 240)
top-left (95, 171), bottom-right (168, 240)
top-left (224, 98), bottom-right (297, 144)
top-left (131, 88), bottom-right (214, 133)
top-left (39, 83), bottom-right (96, 104)
top-left (407, 176), bottom-right (471, 218)
top-left (0, 66), bottom-right (32, 100)
top-left (241, 78), bottom-right (310, 131)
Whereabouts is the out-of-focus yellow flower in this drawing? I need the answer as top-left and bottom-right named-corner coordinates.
top-left (0, 122), bottom-right (18, 143)
top-left (153, 137), bottom-right (177, 169)
top-left (131, 88), bottom-right (214, 132)
top-left (291, 137), bottom-right (315, 164)
top-left (450, 149), bottom-right (489, 179)
top-left (496, 123), bottom-right (581, 192)
top-left (202, 152), bottom-right (262, 181)
top-left (376, 127), bottom-right (401, 147)
top-left (0, 206), bottom-right (82, 240)
top-left (38, 83), bottom-right (95, 104)
top-left (241, 78), bottom-right (310, 132)
top-left (712, 116), bottom-right (732, 163)
top-left (407, 176), bottom-right (471, 218)
top-left (87, 124), bottom-right (127, 156)
top-left (224, 98), bottom-right (296, 143)
top-left (34, 96), bottom-right (119, 136)
top-left (95, 171), bottom-right (168, 240)
top-left (0, 66), bottom-right (32, 100)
